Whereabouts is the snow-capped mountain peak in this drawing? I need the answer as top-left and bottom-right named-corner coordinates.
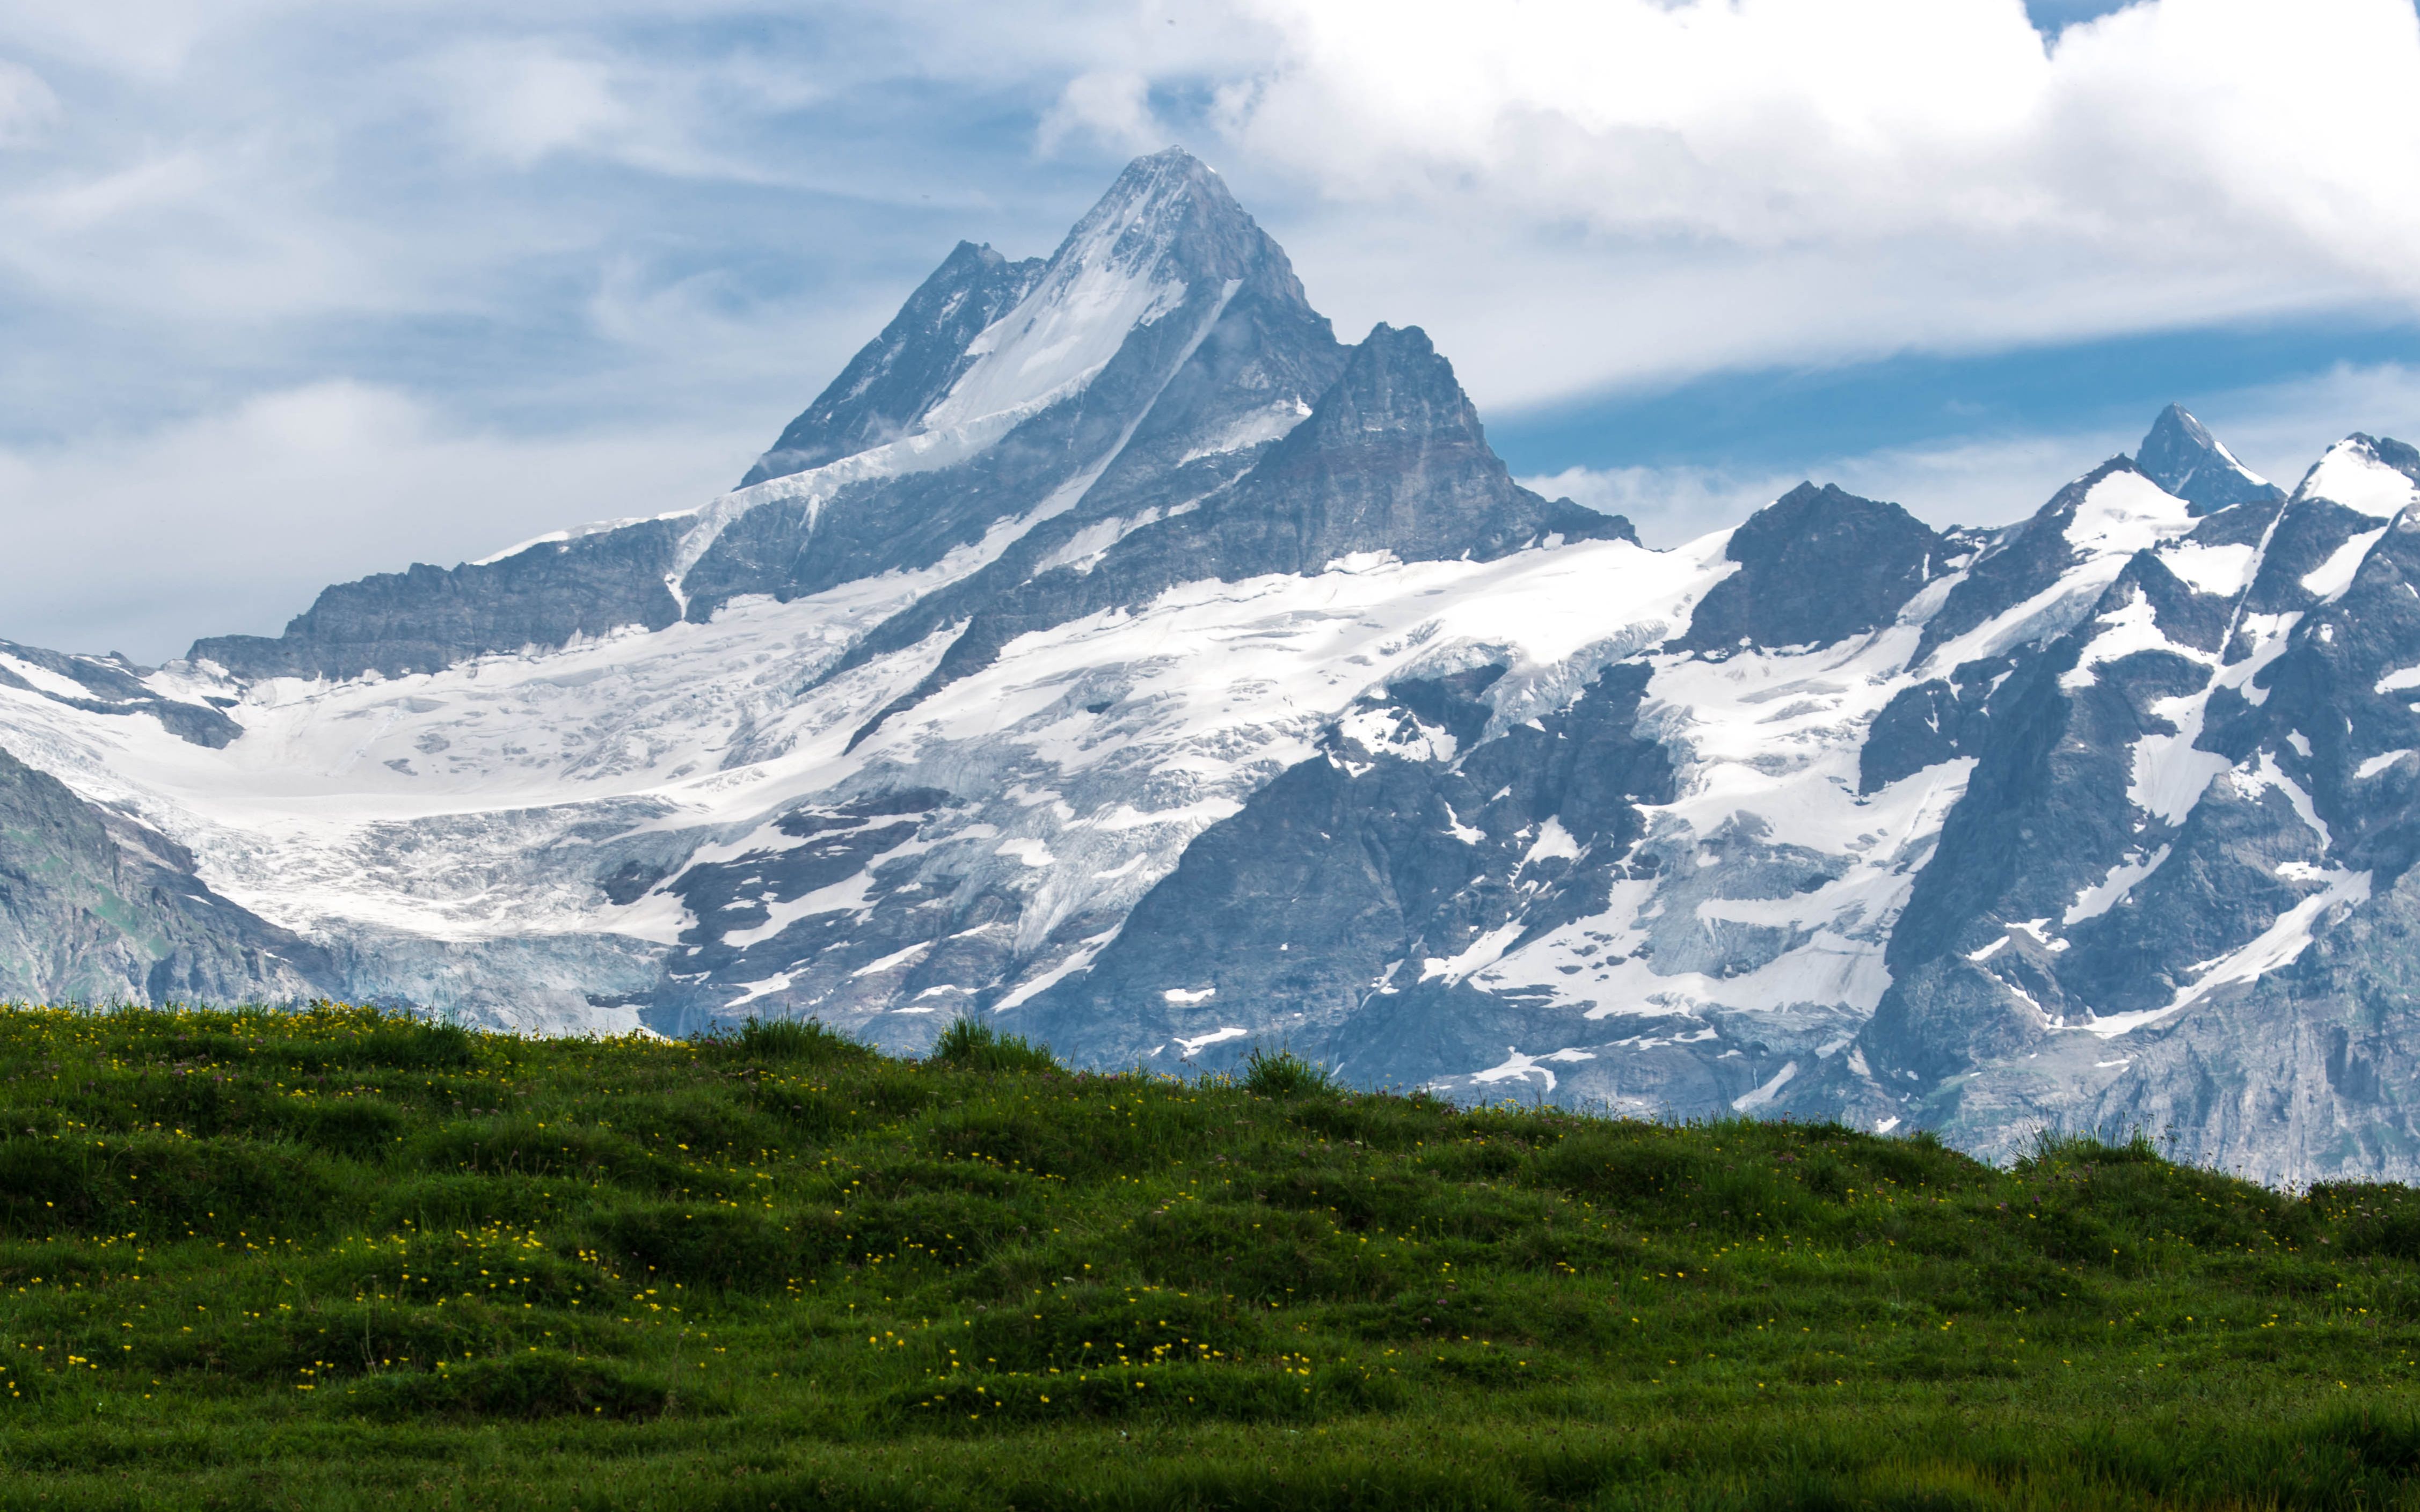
top-left (743, 149), bottom-right (1293, 493)
top-left (916, 153), bottom-right (1249, 435)
top-left (191, 150), bottom-right (1333, 684)
top-left (10, 158), bottom-right (2420, 1185)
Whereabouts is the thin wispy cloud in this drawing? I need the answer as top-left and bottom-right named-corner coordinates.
top-left (0, 382), bottom-right (763, 658)
top-left (0, 57), bottom-right (56, 144)
top-left (1524, 430), bottom-right (2141, 552)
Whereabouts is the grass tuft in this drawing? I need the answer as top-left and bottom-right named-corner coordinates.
top-left (1240, 1044), bottom-right (1337, 1098)
top-left (732, 1014), bottom-right (870, 1066)
top-left (929, 1016), bottom-right (1059, 1073)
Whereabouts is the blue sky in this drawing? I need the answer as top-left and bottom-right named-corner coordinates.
top-left (1499, 321), bottom-right (2420, 477)
top-left (4, 1), bottom-right (2420, 659)
top-left (2025, 0), bottom-right (2140, 23)
top-left (1496, 316), bottom-right (2420, 540)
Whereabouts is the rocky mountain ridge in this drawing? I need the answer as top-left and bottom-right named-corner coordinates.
top-left (3, 149), bottom-right (2418, 1182)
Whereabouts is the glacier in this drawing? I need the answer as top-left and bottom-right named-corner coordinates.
top-left (6, 152), bottom-right (2420, 1182)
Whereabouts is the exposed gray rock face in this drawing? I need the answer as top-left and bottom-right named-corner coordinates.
top-left (2032, 868), bottom-right (2420, 1185)
top-left (640, 786), bottom-right (969, 1040)
top-left (188, 520), bottom-right (687, 682)
top-left (1914, 458), bottom-right (2140, 662)
top-left (2232, 436), bottom-right (2420, 627)
top-left (739, 241), bottom-right (1046, 488)
top-left (731, 167), bottom-right (1357, 704)
top-left (0, 744), bottom-right (331, 1003)
top-left (2136, 402), bottom-right (2287, 515)
top-left (1857, 658), bottom-right (2003, 795)
top-left (625, 316), bottom-right (1631, 1044)
top-left (1676, 483), bottom-right (1950, 652)
top-left (187, 149), bottom-right (1339, 684)
top-left (1008, 663), bottom-right (1674, 1073)
top-left (983, 480), bottom-right (1939, 1104)
top-left (676, 147), bottom-right (1346, 624)
top-left (1783, 432), bottom-right (2420, 1180)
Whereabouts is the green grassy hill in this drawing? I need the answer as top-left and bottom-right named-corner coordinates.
top-left (2, 1004), bottom-right (2419, 1509)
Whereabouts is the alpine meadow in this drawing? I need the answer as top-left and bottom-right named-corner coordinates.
top-left (3, 1003), bottom-right (2420, 1510)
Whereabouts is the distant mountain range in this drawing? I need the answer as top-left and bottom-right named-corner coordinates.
top-left (5, 149), bottom-right (2418, 1183)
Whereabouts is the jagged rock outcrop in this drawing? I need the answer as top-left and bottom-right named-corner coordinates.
top-left (1009, 662), bottom-right (1676, 1079)
top-left (2135, 402), bottom-right (2287, 516)
top-left (1784, 434), bottom-right (2420, 1181)
top-left (188, 521), bottom-right (688, 682)
top-left (188, 149), bottom-right (1352, 683)
top-left (1675, 483), bottom-right (1949, 653)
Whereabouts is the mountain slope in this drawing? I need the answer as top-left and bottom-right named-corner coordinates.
top-left (187, 149), bottom-right (1347, 683)
top-left (844, 322), bottom-right (1628, 743)
top-left (1784, 436), bottom-right (2420, 1181)
top-left (738, 239), bottom-right (1046, 488)
top-left (0, 150), bottom-right (1628, 1043)
top-left (1012, 481), bottom-right (1968, 1108)
top-left (0, 743), bottom-right (330, 1004)
top-left (6, 152), bottom-right (2420, 1180)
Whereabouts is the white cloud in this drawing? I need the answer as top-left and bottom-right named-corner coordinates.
top-left (1216, 0), bottom-right (2420, 258)
top-left (433, 39), bottom-right (633, 168)
top-left (1039, 70), bottom-right (1165, 156)
top-left (0, 140), bottom-right (414, 333)
top-left (0, 0), bottom-right (311, 81)
top-left (40, 0), bottom-right (2406, 421)
top-left (0, 383), bottom-right (761, 662)
top-left (419, 36), bottom-right (819, 181)
top-left (1169, 0), bottom-right (2420, 405)
top-left (1220, 0), bottom-right (2052, 242)
top-left (0, 60), bottom-right (60, 145)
